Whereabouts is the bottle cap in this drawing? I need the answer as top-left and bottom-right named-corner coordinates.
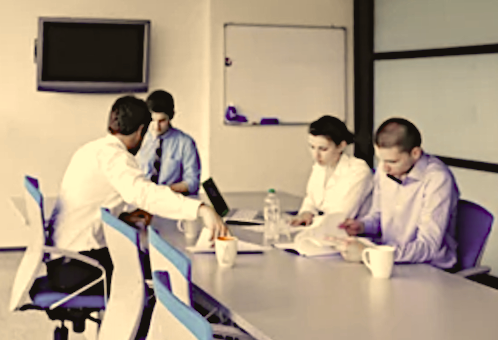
top-left (268, 188), bottom-right (275, 193)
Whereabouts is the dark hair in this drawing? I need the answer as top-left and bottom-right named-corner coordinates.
top-left (375, 117), bottom-right (422, 152)
top-left (309, 115), bottom-right (354, 146)
top-left (107, 96), bottom-right (151, 136)
top-left (146, 90), bottom-right (175, 120)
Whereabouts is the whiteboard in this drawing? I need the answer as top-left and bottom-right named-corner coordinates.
top-left (224, 24), bottom-right (346, 124)
top-left (375, 54), bottom-right (498, 164)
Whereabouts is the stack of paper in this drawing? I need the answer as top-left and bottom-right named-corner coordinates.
top-left (274, 213), bottom-right (348, 257)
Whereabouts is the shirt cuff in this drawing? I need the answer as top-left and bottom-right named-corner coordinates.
top-left (299, 205), bottom-right (318, 216)
top-left (361, 216), bottom-right (380, 236)
top-left (181, 196), bottom-right (203, 221)
top-left (186, 181), bottom-right (200, 195)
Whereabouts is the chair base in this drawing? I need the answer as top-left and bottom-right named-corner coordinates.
top-left (45, 307), bottom-right (102, 333)
top-left (54, 324), bottom-right (69, 340)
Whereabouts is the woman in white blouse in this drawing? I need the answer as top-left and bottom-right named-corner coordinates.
top-left (291, 115), bottom-right (373, 226)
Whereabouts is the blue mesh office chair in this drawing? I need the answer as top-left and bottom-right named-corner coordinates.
top-left (148, 270), bottom-right (212, 340)
top-left (99, 207), bottom-right (152, 340)
top-left (10, 176), bottom-right (107, 340)
top-left (148, 226), bottom-right (254, 340)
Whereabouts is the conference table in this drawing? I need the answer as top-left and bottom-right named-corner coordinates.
top-left (152, 191), bottom-right (498, 340)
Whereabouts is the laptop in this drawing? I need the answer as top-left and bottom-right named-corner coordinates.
top-left (202, 178), bottom-right (264, 225)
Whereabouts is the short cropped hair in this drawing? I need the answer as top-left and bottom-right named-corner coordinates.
top-left (375, 118), bottom-right (422, 152)
top-left (146, 90), bottom-right (175, 120)
top-left (309, 115), bottom-right (354, 146)
top-left (107, 96), bottom-right (151, 136)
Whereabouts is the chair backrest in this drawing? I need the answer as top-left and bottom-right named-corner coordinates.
top-left (9, 176), bottom-right (47, 312)
top-left (148, 270), bottom-right (212, 340)
top-left (98, 208), bottom-right (146, 340)
top-left (148, 226), bottom-right (192, 305)
top-left (455, 199), bottom-right (494, 270)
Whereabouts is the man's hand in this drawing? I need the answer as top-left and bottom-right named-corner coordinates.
top-left (170, 181), bottom-right (189, 194)
top-left (290, 211), bottom-right (314, 226)
top-left (329, 237), bottom-right (367, 262)
top-left (197, 204), bottom-right (229, 240)
top-left (119, 209), bottom-right (153, 229)
top-left (339, 218), bottom-right (365, 236)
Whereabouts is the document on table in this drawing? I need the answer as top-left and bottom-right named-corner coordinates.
top-left (274, 213), bottom-right (350, 257)
top-left (238, 224), bottom-right (307, 233)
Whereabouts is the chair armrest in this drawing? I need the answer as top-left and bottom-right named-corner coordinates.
top-left (42, 246), bottom-right (108, 309)
top-left (43, 246), bottom-right (102, 269)
top-left (455, 266), bottom-right (491, 278)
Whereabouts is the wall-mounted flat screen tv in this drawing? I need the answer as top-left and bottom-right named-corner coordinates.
top-left (36, 17), bottom-right (150, 93)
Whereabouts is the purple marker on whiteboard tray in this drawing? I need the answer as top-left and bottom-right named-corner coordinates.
top-left (225, 105), bottom-right (248, 123)
top-left (225, 105), bottom-right (237, 120)
top-left (260, 118), bottom-right (279, 125)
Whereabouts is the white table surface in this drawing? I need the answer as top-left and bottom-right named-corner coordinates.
top-left (152, 192), bottom-right (498, 340)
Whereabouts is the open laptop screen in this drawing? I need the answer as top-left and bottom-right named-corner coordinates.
top-left (202, 178), bottom-right (230, 217)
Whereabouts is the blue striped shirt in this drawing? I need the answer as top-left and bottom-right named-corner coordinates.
top-left (136, 127), bottom-right (201, 194)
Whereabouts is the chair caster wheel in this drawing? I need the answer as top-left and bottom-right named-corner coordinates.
top-left (73, 319), bottom-right (85, 333)
top-left (54, 325), bottom-right (68, 340)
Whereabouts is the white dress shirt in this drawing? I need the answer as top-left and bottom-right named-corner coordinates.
top-left (299, 153), bottom-right (373, 218)
top-left (49, 134), bottom-right (201, 253)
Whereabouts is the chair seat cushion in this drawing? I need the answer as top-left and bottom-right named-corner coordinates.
top-left (29, 276), bottom-right (105, 309)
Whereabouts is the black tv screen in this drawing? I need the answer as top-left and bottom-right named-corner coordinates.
top-left (37, 17), bottom-right (150, 93)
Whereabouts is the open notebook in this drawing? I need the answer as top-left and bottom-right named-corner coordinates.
top-left (185, 227), bottom-right (272, 253)
top-left (274, 213), bottom-right (376, 257)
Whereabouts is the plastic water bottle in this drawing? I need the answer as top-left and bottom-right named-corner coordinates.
top-left (264, 189), bottom-right (281, 244)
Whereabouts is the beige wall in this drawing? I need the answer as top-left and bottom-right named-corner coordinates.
top-left (0, 0), bottom-right (352, 247)
top-left (208, 0), bottom-right (354, 196)
top-left (0, 0), bottom-right (210, 247)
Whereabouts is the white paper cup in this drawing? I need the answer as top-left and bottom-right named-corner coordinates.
top-left (215, 236), bottom-right (238, 268)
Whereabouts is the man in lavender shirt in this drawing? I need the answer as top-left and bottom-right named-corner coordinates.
top-left (337, 118), bottom-right (459, 269)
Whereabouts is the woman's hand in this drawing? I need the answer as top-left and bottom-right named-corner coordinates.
top-left (290, 211), bottom-right (314, 226)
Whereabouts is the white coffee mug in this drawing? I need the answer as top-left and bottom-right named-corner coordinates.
top-left (215, 236), bottom-right (238, 268)
top-left (362, 245), bottom-right (395, 279)
top-left (177, 218), bottom-right (201, 239)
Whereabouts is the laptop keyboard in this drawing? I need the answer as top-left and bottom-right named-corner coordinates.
top-left (230, 209), bottom-right (260, 221)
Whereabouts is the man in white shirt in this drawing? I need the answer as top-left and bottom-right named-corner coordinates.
top-left (47, 95), bottom-right (227, 292)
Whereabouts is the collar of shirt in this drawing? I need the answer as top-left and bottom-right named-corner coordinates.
top-left (312, 153), bottom-right (351, 187)
top-left (105, 133), bottom-right (128, 149)
top-left (334, 152), bottom-right (350, 176)
top-left (157, 126), bottom-right (178, 141)
top-left (312, 152), bottom-right (350, 172)
top-left (386, 152), bottom-right (429, 185)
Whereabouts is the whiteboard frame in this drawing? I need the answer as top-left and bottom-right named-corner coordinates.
top-left (223, 23), bottom-right (348, 126)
